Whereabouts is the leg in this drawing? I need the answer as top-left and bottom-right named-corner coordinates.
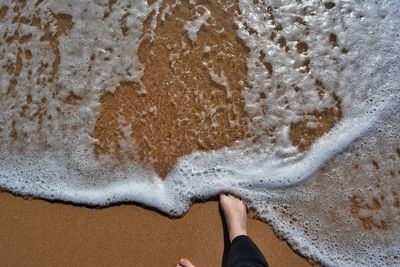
top-left (220, 194), bottom-right (269, 267)
top-left (227, 235), bottom-right (269, 267)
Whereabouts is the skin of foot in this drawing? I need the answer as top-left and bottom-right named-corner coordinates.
top-left (219, 193), bottom-right (248, 243)
top-left (176, 193), bottom-right (248, 266)
top-left (177, 257), bottom-right (195, 267)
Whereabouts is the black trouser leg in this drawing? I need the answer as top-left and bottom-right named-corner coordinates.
top-left (227, 235), bottom-right (269, 267)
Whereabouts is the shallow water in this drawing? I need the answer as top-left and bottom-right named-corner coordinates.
top-left (1, 1), bottom-right (399, 266)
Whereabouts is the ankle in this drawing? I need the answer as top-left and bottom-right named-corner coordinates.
top-left (229, 229), bottom-right (247, 243)
top-left (228, 220), bottom-right (247, 242)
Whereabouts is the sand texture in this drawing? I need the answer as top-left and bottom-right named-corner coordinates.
top-left (1, 1), bottom-right (399, 266)
top-left (0, 192), bottom-right (312, 266)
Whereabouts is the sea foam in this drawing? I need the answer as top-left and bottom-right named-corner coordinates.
top-left (0, 0), bottom-right (399, 266)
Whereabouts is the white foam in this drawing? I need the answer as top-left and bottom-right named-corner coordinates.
top-left (1, 0), bottom-right (399, 266)
top-left (184, 4), bottom-right (210, 43)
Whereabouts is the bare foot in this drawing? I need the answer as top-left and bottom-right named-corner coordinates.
top-left (220, 193), bottom-right (248, 242)
top-left (176, 258), bottom-right (195, 267)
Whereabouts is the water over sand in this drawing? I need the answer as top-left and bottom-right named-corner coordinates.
top-left (1, 1), bottom-right (399, 265)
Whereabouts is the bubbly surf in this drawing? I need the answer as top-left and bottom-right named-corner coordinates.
top-left (1, 0), bottom-right (399, 266)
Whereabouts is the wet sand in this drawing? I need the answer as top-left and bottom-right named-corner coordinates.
top-left (0, 1), bottom-right (344, 266)
top-left (93, 0), bottom-right (342, 178)
top-left (0, 192), bottom-right (312, 266)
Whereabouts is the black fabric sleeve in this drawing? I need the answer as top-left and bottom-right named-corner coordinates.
top-left (227, 235), bottom-right (269, 267)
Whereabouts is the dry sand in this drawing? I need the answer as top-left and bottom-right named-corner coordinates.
top-left (0, 192), bottom-right (312, 266)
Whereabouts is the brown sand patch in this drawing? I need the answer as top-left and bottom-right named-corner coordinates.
top-left (297, 41), bottom-right (308, 54)
top-left (290, 89), bottom-right (342, 152)
top-left (147, 0), bottom-right (158, 5)
top-left (302, 57), bottom-right (311, 73)
top-left (10, 120), bottom-right (18, 141)
top-left (372, 160), bottom-right (380, 170)
top-left (119, 12), bottom-right (129, 36)
top-left (94, 0), bottom-right (249, 178)
top-left (350, 195), bottom-right (388, 230)
top-left (243, 22), bottom-right (258, 35)
top-left (259, 50), bottom-right (273, 78)
top-left (329, 33), bottom-right (339, 47)
top-left (348, 150), bottom-right (400, 231)
top-left (103, 0), bottom-right (118, 19)
top-left (63, 91), bottom-right (82, 105)
top-left (0, 5), bottom-right (8, 21)
top-left (6, 47), bottom-right (22, 96)
top-left (24, 48), bottom-right (32, 60)
top-left (39, 13), bottom-right (74, 80)
top-left (324, 2), bottom-right (336, 10)
top-left (278, 36), bottom-right (286, 48)
top-left (328, 32), bottom-right (349, 54)
top-left (394, 192), bottom-right (400, 208)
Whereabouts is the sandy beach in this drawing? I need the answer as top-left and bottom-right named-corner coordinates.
top-left (0, 192), bottom-right (312, 266)
top-left (0, 2), bottom-right (314, 266)
top-left (1, 1), bottom-right (399, 265)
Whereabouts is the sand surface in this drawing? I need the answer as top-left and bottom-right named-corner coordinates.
top-left (3, 1), bottom-right (398, 266)
top-left (0, 192), bottom-right (311, 267)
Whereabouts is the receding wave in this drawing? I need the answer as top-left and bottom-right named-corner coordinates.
top-left (1, 1), bottom-right (399, 266)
